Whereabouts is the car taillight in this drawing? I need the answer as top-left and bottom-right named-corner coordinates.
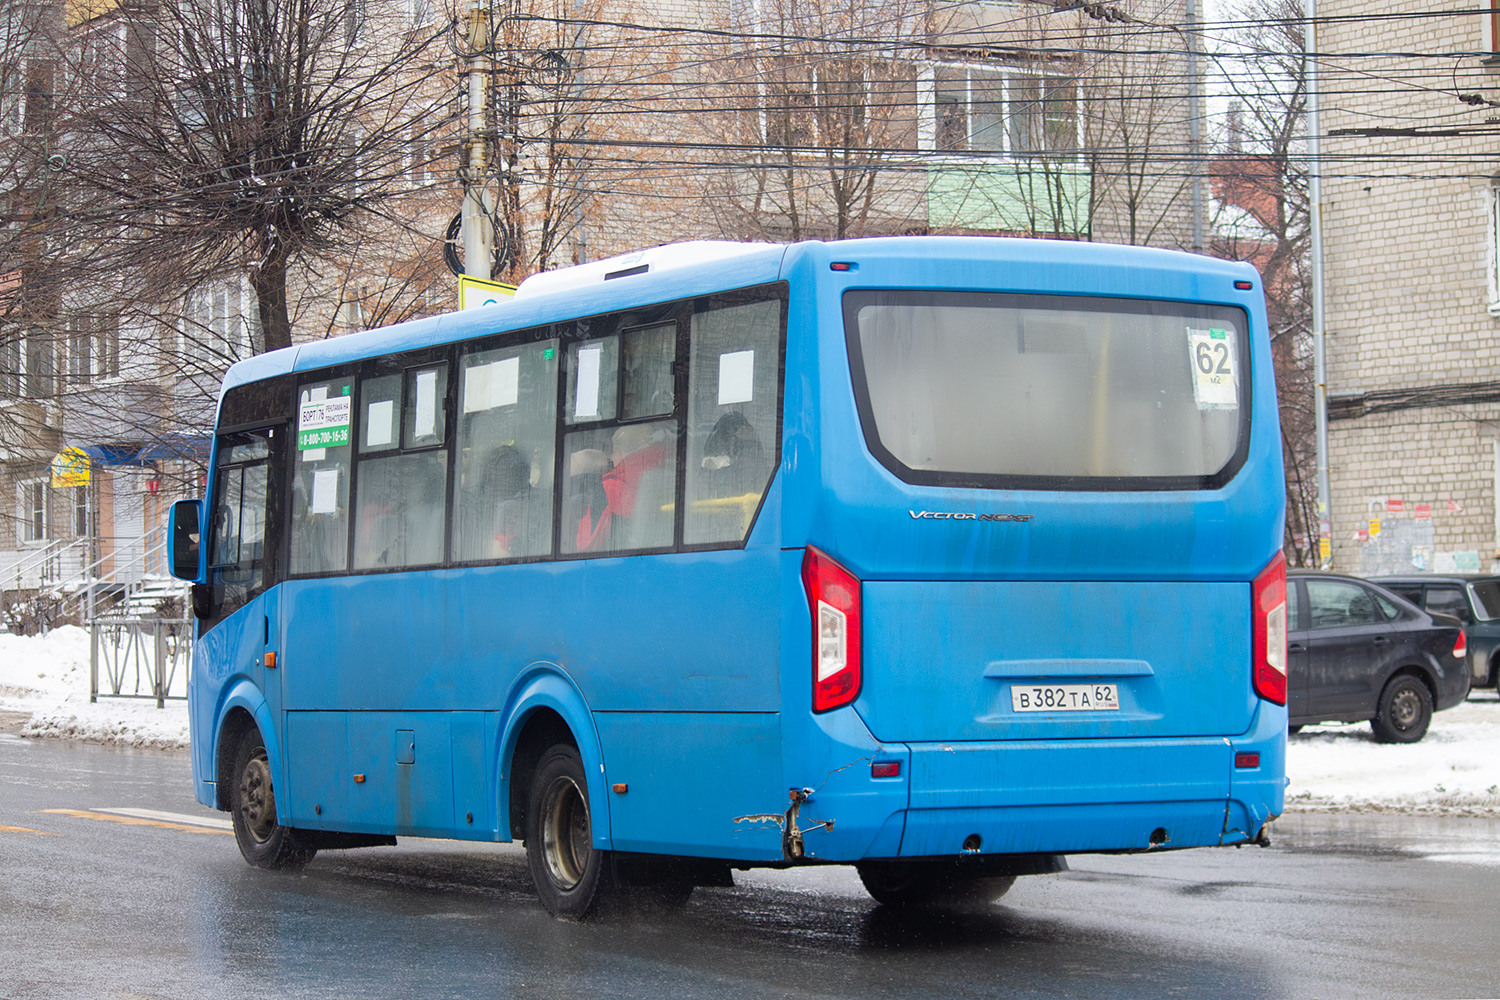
top-left (1252, 551), bottom-right (1287, 705)
top-left (802, 547), bottom-right (862, 713)
top-left (1454, 630), bottom-right (1468, 659)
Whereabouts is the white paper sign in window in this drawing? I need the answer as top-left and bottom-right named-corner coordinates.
top-left (366, 399), bottom-right (394, 447)
top-left (415, 369), bottom-right (438, 438)
top-left (310, 468), bottom-right (339, 514)
top-left (464, 356), bottom-right (520, 413)
top-left (575, 345), bottom-right (602, 419)
top-left (717, 350), bottom-right (755, 405)
top-left (1187, 328), bottom-right (1238, 409)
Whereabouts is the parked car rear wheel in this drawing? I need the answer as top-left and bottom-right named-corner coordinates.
top-left (1370, 674), bottom-right (1433, 744)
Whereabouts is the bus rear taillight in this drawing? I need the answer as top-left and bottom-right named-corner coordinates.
top-left (1252, 552), bottom-right (1288, 705)
top-left (803, 547), bottom-right (862, 713)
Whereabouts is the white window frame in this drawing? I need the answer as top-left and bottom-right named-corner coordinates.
top-left (410, 0), bottom-right (434, 29)
top-left (17, 478), bottom-right (47, 544)
top-left (20, 327), bottom-right (61, 398)
top-left (182, 278), bottom-right (251, 367)
top-left (918, 62), bottom-right (1082, 161)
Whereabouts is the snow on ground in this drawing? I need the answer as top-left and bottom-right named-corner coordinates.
top-left (1287, 693), bottom-right (1500, 816)
top-left (3, 628), bottom-right (1500, 814)
top-left (0, 626), bottom-right (189, 749)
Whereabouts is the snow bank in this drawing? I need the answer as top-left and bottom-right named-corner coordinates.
top-left (0, 625), bottom-right (189, 750)
top-left (4, 629), bottom-right (1500, 812)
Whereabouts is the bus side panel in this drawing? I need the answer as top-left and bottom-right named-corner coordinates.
top-left (279, 547), bottom-right (782, 717)
top-left (345, 711), bottom-right (454, 837)
top-left (282, 710), bottom-right (348, 828)
top-left (594, 711), bottom-right (784, 860)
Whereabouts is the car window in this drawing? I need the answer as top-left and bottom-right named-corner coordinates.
top-left (1425, 586), bottom-right (1474, 624)
top-left (1384, 585), bottom-right (1422, 605)
top-left (1306, 580), bottom-right (1385, 629)
top-left (1287, 580), bottom-right (1302, 631)
top-left (1373, 591), bottom-right (1400, 619)
top-left (1472, 582), bottom-right (1500, 621)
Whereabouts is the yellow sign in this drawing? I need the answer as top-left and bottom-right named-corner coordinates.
top-left (1368, 518), bottom-right (1381, 539)
top-left (50, 447), bottom-right (91, 488)
top-left (458, 275), bottom-right (517, 311)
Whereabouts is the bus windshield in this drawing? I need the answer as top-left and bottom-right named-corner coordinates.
top-left (845, 291), bottom-right (1249, 488)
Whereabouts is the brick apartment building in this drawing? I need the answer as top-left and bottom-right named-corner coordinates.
top-left (1317, 3), bottom-right (1500, 574)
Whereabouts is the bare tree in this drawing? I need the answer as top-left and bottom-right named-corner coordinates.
top-left (696, 0), bottom-right (925, 241)
top-left (53, 0), bottom-right (452, 353)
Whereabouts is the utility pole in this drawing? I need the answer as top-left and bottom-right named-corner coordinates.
top-left (460, 0), bottom-right (495, 284)
top-left (1185, 0), bottom-right (1203, 250)
top-left (1305, 0), bottom-right (1332, 567)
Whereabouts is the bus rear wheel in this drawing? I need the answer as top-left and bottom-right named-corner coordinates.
top-left (856, 861), bottom-right (1015, 909)
top-left (229, 734), bottom-right (316, 869)
top-left (526, 744), bottom-right (611, 919)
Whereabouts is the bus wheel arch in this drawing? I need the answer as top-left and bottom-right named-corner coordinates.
top-left (506, 707), bottom-right (578, 842)
top-left (215, 707), bottom-right (260, 811)
top-left (497, 668), bottom-right (609, 850)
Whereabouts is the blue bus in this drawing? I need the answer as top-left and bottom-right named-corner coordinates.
top-left (167, 236), bottom-right (1287, 918)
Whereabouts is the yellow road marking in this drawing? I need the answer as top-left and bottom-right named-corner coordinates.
top-left (0, 824), bottom-right (60, 837)
top-left (39, 809), bottom-right (232, 836)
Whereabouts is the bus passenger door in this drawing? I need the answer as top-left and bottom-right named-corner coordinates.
top-left (203, 425), bottom-right (286, 770)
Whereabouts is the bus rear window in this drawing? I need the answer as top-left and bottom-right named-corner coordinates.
top-left (844, 290), bottom-right (1251, 490)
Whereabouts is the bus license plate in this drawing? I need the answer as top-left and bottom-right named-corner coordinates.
top-left (1011, 684), bottom-right (1120, 712)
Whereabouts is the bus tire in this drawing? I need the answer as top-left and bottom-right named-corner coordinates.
top-left (526, 744), bottom-right (610, 919)
top-left (1370, 674), bottom-right (1433, 744)
top-left (229, 733), bottom-right (316, 869)
top-left (855, 861), bottom-right (1015, 909)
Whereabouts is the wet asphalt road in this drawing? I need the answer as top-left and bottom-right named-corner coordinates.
top-left (3, 729), bottom-right (1500, 1000)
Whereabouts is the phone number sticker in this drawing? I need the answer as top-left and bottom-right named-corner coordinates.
top-left (1011, 683), bottom-right (1120, 712)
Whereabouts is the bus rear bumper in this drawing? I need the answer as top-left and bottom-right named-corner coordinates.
top-left (800, 705), bottom-right (1286, 863)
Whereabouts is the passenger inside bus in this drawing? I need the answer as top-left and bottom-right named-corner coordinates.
top-left (480, 444), bottom-right (533, 557)
top-left (570, 422), bottom-right (674, 552)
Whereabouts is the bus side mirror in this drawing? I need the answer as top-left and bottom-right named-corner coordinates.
top-left (168, 499), bottom-right (203, 582)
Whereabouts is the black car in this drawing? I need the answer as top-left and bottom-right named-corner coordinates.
top-left (1288, 571), bottom-right (1470, 743)
top-left (1370, 575), bottom-right (1500, 695)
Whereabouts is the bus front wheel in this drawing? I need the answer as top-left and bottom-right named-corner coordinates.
top-left (229, 734), bottom-right (316, 870)
top-left (856, 861), bottom-right (1015, 909)
top-left (526, 744), bottom-right (610, 919)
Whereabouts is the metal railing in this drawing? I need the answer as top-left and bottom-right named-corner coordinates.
top-left (90, 617), bottom-right (192, 708)
top-left (63, 524), bottom-right (183, 622)
top-left (0, 538), bottom-right (90, 597)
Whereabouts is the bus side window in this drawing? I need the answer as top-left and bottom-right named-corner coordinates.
top-left (683, 298), bottom-right (782, 545)
top-left (352, 364), bottom-right (449, 570)
top-left (290, 378), bottom-right (353, 576)
top-left (452, 339), bottom-right (558, 562)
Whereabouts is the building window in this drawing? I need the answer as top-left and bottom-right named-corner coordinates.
top-left (410, 0), bottom-right (433, 28)
top-left (66, 311), bottom-right (121, 383)
top-left (344, 0), bottom-right (367, 47)
top-left (183, 280), bottom-right (247, 367)
top-left (22, 328), bottom-right (58, 398)
top-left (18, 479), bottom-right (46, 543)
top-left (926, 66), bottom-right (1078, 156)
top-left (1488, 184), bottom-right (1500, 316)
top-left (1487, 7), bottom-right (1500, 58)
top-left (72, 485), bottom-right (89, 537)
top-left (0, 329), bottom-right (18, 396)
